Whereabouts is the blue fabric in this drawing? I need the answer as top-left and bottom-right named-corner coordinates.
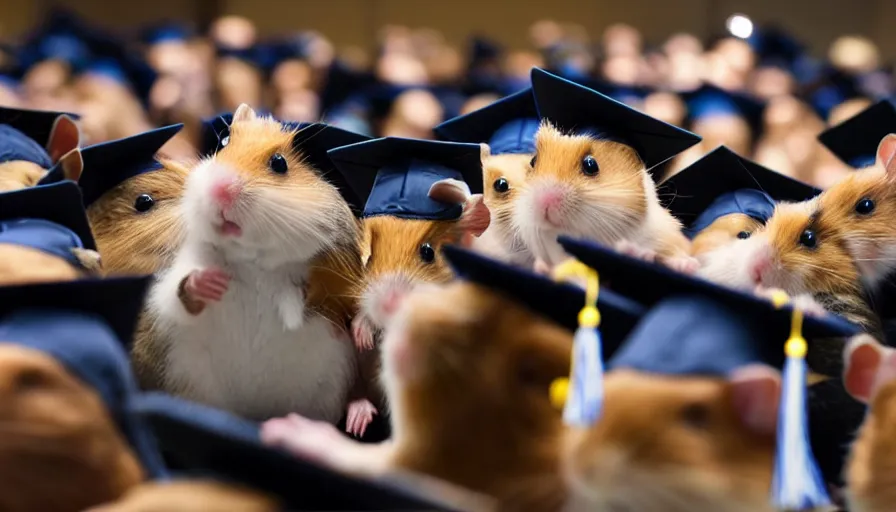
top-left (0, 182), bottom-right (96, 254)
top-left (0, 219), bottom-right (85, 267)
top-left (0, 105), bottom-right (80, 149)
top-left (0, 125), bottom-right (52, 168)
top-left (82, 58), bottom-right (129, 84)
top-left (142, 23), bottom-right (192, 45)
top-left (435, 88), bottom-right (539, 155)
top-left (684, 189), bottom-right (776, 238)
top-left (365, 160), bottom-right (464, 220)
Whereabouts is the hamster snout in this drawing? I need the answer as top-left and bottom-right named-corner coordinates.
top-left (529, 180), bottom-right (572, 228)
top-left (210, 175), bottom-right (242, 214)
top-left (362, 272), bottom-right (416, 329)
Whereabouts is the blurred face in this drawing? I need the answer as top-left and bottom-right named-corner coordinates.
top-left (602, 55), bottom-right (640, 85)
top-left (210, 16), bottom-right (256, 49)
top-left (275, 89), bottom-right (319, 123)
top-left (377, 53), bottom-right (429, 85)
top-left (271, 60), bottom-right (311, 95)
top-left (750, 67), bottom-right (795, 100)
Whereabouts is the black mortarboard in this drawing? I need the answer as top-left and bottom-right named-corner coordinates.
top-left (442, 245), bottom-right (645, 357)
top-left (320, 61), bottom-right (377, 114)
top-left (0, 181), bottom-right (96, 266)
top-left (817, 99), bottom-right (896, 169)
top-left (78, 124), bottom-right (183, 207)
top-left (582, 78), bottom-right (654, 107)
top-left (658, 146), bottom-right (821, 237)
top-left (806, 68), bottom-right (867, 121)
top-left (0, 105), bottom-right (80, 148)
top-left (134, 392), bottom-right (469, 510)
top-left (199, 113), bottom-right (234, 157)
top-left (680, 83), bottom-right (766, 139)
top-left (530, 68), bottom-right (701, 171)
top-left (327, 137), bottom-right (482, 220)
top-left (434, 88), bottom-right (539, 155)
top-left (0, 276), bottom-right (165, 477)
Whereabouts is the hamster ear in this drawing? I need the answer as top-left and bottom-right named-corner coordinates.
top-left (479, 143), bottom-right (491, 161)
top-left (844, 333), bottom-right (887, 403)
top-left (728, 364), bottom-right (781, 435)
top-left (876, 134), bottom-right (896, 171)
top-left (232, 104), bottom-right (258, 123)
top-left (871, 350), bottom-right (896, 400)
top-left (46, 115), bottom-right (81, 163)
top-left (70, 248), bottom-right (103, 274)
top-left (458, 194), bottom-right (491, 245)
top-left (428, 178), bottom-right (471, 204)
top-left (57, 149), bottom-right (84, 182)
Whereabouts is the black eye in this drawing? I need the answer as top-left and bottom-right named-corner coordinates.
top-left (493, 177), bottom-right (510, 194)
top-left (269, 153), bottom-right (288, 174)
top-left (134, 194), bottom-right (155, 213)
top-left (680, 403), bottom-right (711, 430)
top-left (736, 230), bottom-right (751, 240)
top-left (419, 242), bottom-right (435, 264)
top-left (798, 229), bottom-right (817, 249)
top-left (581, 155), bottom-right (599, 176)
top-left (530, 155), bottom-right (537, 168)
top-left (855, 197), bottom-right (876, 215)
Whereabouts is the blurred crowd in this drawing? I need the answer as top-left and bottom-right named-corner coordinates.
top-left (0, 10), bottom-right (892, 187)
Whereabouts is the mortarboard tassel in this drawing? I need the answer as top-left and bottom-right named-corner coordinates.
top-left (769, 291), bottom-right (831, 511)
top-left (549, 260), bottom-right (603, 426)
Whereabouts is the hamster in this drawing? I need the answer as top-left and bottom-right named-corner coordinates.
top-left (517, 122), bottom-right (694, 270)
top-left (843, 334), bottom-right (896, 512)
top-left (262, 279), bottom-right (571, 511)
top-left (0, 344), bottom-right (144, 512)
top-left (472, 146), bottom-right (535, 267)
top-left (138, 104), bottom-right (362, 423)
top-left (0, 114), bottom-right (82, 192)
top-left (689, 213), bottom-right (764, 258)
top-left (86, 159), bottom-right (189, 276)
top-left (563, 365), bottom-right (782, 512)
top-left (86, 481), bottom-right (279, 512)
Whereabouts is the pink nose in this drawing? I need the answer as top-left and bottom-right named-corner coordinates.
top-left (382, 289), bottom-right (405, 316)
top-left (538, 189), bottom-right (564, 212)
top-left (211, 177), bottom-right (242, 211)
top-left (750, 255), bottom-right (771, 285)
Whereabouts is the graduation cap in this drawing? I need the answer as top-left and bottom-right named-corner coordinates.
top-left (748, 26), bottom-right (820, 84)
top-left (530, 68), bottom-right (701, 172)
top-left (327, 137), bottom-right (482, 220)
top-left (320, 60), bottom-right (377, 114)
top-left (680, 84), bottom-right (766, 139)
top-left (134, 392), bottom-right (471, 510)
top-left (0, 276), bottom-right (165, 477)
top-left (658, 146), bottom-right (821, 237)
top-left (78, 124), bottom-right (184, 207)
top-left (0, 105), bottom-right (80, 148)
top-left (806, 68), bottom-right (868, 121)
top-left (434, 88), bottom-right (539, 155)
top-left (215, 44), bottom-right (267, 69)
top-left (0, 181), bottom-right (96, 268)
top-left (363, 82), bottom-right (463, 123)
top-left (199, 113), bottom-right (234, 157)
top-left (582, 78), bottom-right (654, 107)
top-left (817, 99), bottom-right (896, 168)
top-left (140, 21), bottom-right (194, 46)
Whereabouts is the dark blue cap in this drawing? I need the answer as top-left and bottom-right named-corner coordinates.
top-left (82, 57), bottom-right (130, 85)
top-left (530, 68), bottom-right (701, 171)
top-left (818, 100), bottom-right (896, 169)
top-left (748, 26), bottom-right (819, 83)
top-left (327, 137), bottom-right (483, 220)
top-left (806, 68), bottom-right (866, 121)
top-left (470, 36), bottom-right (502, 63)
top-left (320, 61), bottom-right (377, 113)
top-left (215, 44), bottom-right (267, 69)
top-left (199, 113), bottom-right (235, 157)
top-left (0, 181), bottom-right (96, 264)
top-left (582, 79), bottom-right (654, 106)
top-left (78, 124), bottom-right (184, 207)
top-left (658, 146), bottom-right (821, 236)
top-left (443, 245), bottom-right (645, 356)
top-left (558, 236), bottom-right (861, 348)
top-left (0, 125), bottom-right (52, 168)
top-left (0, 276), bottom-right (165, 477)
top-left (0, 105), bottom-right (80, 148)
top-left (434, 88), bottom-right (539, 155)
top-left (134, 393), bottom-right (470, 510)
top-left (681, 84), bottom-right (766, 137)
top-left (140, 22), bottom-right (194, 46)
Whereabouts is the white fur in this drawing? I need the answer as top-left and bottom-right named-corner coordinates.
top-left (361, 272), bottom-right (415, 331)
top-left (147, 157), bottom-right (356, 422)
top-left (695, 237), bottom-right (761, 291)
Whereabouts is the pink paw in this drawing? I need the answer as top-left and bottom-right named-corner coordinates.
top-left (345, 399), bottom-right (378, 438)
top-left (260, 413), bottom-right (345, 463)
top-left (791, 294), bottom-right (828, 318)
top-left (660, 255), bottom-right (701, 275)
top-left (185, 267), bottom-right (231, 303)
top-left (614, 239), bottom-right (657, 263)
top-left (533, 258), bottom-right (552, 276)
top-left (351, 315), bottom-right (376, 351)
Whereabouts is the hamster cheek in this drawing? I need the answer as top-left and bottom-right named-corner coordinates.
top-left (361, 273), bottom-right (416, 330)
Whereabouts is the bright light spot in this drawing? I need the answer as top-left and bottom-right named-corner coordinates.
top-left (726, 14), bottom-right (754, 39)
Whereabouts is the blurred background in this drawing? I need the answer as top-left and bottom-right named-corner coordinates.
top-left (1, 0), bottom-right (895, 187)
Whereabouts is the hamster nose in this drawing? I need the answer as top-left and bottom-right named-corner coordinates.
top-left (382, 288), bottom-right (408, 317)
top-left (750, 255), bottom-right (771, 284)
top-left (211, 177), bottom-right (242, 212)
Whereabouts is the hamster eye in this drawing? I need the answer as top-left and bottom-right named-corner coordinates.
top-left (680, 402), bottom-right (711, 430)
top-left (855, 197), bottom-right (876, 215)
top-left (736, 231), bottom-right (751, 240)
top-left (419, 242), bottom-right (436, 264)
top-left (530, 155), bottom-right (537, 168)
top-left (798, 229), bottom-right (817, 249)
top-left (268, 153), bottom-right (288, 174)
top-left (134, 194), bottom-right (155, 213)
top-left (581, 155), bottom-right (599, 176)
top-left (493, 177), bottom-right (510, 194)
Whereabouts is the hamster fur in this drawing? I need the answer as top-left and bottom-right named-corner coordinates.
top-left (516, 122), bottom-right (693, 268)
top-left (0, 114), bottom-right (82, 193)
top-left (0, 244), bottom-right (101, 285)
top-left (262, 279), bottom-right (572, 511)
top-left (563, 367), bottom-right (782, 512)
top-left (87, 480), bottom-right (279, 512)
top-left (472, 149), bottom-right (535, 267)
top-left (689, 213), bottom-right (764, 258)
top-left (139, 105), bottom-right (361, 423)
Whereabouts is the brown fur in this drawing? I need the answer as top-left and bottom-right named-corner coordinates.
top-left (846, 380), bottom-right (896, 512)
top-left (565, 370), bottom-right (775, 512)
top-left (87, 159), bottom-right (189, 276)
top-left (0, 161), bottom-right (47, 192)
top-left (87, 480), bottom-right (279, 512)
top-left (0, 244), bottom-right (87, 285)
top-left (386, 281), bottom-right (570, 510)
top-left (478, 153), bottom-right (531, 260)
top-left (690, 213), bottom-right (764, 257)
top-left (0, 345), bottom-right (144, 512)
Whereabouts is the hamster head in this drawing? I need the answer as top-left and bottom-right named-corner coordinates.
top-left (183, 104), bottom-right (356, 264)
top-left (815, 134), bottom-right (896, 290)
top-left (0, 244), bottom-right (99, 285)
top-left (0, 345), bottom-right (144, 512)
top-left (358, 181), bottom-right (490, 332)
top-left (564, 367), bottom-right (781, 512)
top-left (843, 334), bottom-right (896, 512)
top-left (87, 159), bottom-right (188, 276)
top-left (690, 213), bottom-right (764, 257)
top-left (516, 122), bottom-right (648, 264)
top-left (481, 151), bottom-right (531, 259)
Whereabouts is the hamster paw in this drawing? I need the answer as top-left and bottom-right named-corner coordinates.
top-left (659, 255), bottom-right (701, 275)
top-left (184, 267), bottom-right (231, 303)
top-left (345, 399), bottom-right (378, 438)
top-left (533, 258), bottom-right (552, 276)
top-left (351, 315), bottom-right (376, 351)
top-left (261, 413), bottom-right (348, 464)
top-left (614, 239), bottom-right (657, 263)
top-left (791, 294), bottom-right (828, 318)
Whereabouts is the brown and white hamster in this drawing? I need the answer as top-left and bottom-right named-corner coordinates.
top-left (843, 334), bottom-right (896, 512)
top-left (517, 122), bottom-right (694, 270)
top-left (262, 279), bottom-right (571, 511)
top-left (139, 104), bottom-right (362, 424)
top-left (86, 481), bottom-right (279, 512)
top-left (689, 213), bottom-right (764, 258)
top-left (563, 365), bottom-right (783, 512)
